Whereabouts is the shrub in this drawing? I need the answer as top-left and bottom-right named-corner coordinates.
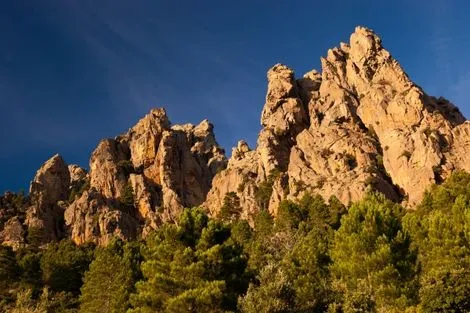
top-left (117, 160), bottom-right (135, 175)
top-left (119, 182), bottom-right (135, 209)
top-left (219, 192), bottom-right (241, 222)
top-left (254, 169), bottom-right (282, 210)
top-left (68, 179), bottom-right (90, 203)
top-left (344, 153), bottom-right (357, 170)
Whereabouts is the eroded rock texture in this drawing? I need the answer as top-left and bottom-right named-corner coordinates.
top-left (204, 26), bottom-right (470, 219)
top-left (64, 108), bottom-right (226, 244)
top-left (2, 26), bottom-right (470, 246)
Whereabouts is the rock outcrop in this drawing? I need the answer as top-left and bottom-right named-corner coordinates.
top-left (2, 26), bottom-right (470, 247)
top-left (204, 26), bottom-right (470, 219)
top-left (64, 108), bottom-right (226, 244)
top-left (25, 154), bottom-right (70, 243)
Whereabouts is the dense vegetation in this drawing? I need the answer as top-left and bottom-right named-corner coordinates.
top-left (1, 171), bottom-right (470, 312)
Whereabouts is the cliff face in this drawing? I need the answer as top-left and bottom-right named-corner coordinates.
top-left (1, 109), bottom-right (226, 247)
top-left (64, 108), bottom-right (226, 244)
top-left (1, 26), bottom-right (470, 247)
top-left (204, 26), bottom-right (470, 217)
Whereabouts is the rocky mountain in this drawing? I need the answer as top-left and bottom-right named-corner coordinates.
top-left (1, 26), bottom-right (470, 247)
top-left (206, 26), bottom-right (470, 217)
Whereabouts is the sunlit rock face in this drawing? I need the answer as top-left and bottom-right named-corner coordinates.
top-left (204, 26), bottom-right (470, 220)
top-left (64, 108), bottom-right (227, 244)
top-left (3, 26), bottom-right (470, 246)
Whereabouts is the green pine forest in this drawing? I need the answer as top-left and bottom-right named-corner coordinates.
top-left (1, 171), bottom-right (470, 313)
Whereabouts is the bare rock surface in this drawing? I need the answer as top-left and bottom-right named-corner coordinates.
top-left (204, 26), bottom-right (470, 219)
top-left (25, 154), bottom-right (70, 243)
top-left (3, 26), bottom-right (470, 246)
top-left (64, 108), bottom-right (226, 244)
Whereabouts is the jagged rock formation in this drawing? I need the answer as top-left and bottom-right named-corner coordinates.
top-left (1, 26), bottom-right (470, 247)
top-left (64, 108), bottom-right (226, 244)
top-left (1, 109), bottom-right (226, 247)
top-left (204, 26), bottom-right (470, 218)
top-left (25, 154), bottom-right (70, 243)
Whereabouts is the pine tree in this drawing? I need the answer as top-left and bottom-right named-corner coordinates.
top-left (120, 182), bottom-right (135, 209)
top-left (405, 171), bottom-right (470, 312)
top-left (40, 240), bottom-right (94, 294)
top-left (129, 208), bottom-right (249, 313)
top-left (79, 239), bottom-right (138, 313)
top-left (240, 195), bottom-right (335, 313)
top-left (239, 263), bottom-right (295, 313)
top-left (330, 193), bottom-right (418, 312)
top-left (240, 227), bottom-right (333, 313)
top-left (0, 245), bottom-right (19, 284)
top-left (0, 245), bottom-right (20, 306)
top-left (8, 287), bottom-right (77, 313)
top-left (219, 192), bottom-right (241, 222)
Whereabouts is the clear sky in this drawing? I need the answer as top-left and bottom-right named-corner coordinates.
top-left (1, 0), bottom-right (470, 193)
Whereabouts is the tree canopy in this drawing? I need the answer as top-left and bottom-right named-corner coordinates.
top-left (2, 172), bottom-right (470, 313)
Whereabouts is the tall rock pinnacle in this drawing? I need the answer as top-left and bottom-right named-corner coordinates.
top-left (204, 26), bottom-right (470, 219)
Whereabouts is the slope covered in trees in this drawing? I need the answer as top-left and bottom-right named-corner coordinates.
top-left (1, 171), bottom-right (470, 312)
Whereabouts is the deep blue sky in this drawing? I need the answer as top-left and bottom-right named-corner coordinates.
top-left (1, 0), bottom-right (470, 193)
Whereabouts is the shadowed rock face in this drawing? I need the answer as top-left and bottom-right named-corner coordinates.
top-left (2, 26), bottom-right (470, 247)
top-left (204, 26), bottom-right (470, 219)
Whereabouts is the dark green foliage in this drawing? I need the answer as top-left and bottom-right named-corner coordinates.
top-left (79, 239), bottom-right (141, 313)
top-left (40, 240), bottom-right (95, 294)
top-left (230, 220), bottom-right (253, 246)
top-left (242, 227), bottom-right (334, 312)
top-left (119, 182), bottom-right (135, 208)
top-left (275, 200), bottom-right (306, 231)
top-left (16, 248), bottom-right (42, 292)
top-left (417, 170), bottom-right (470, 214)
top-left (404, 171), bottom-right (470, 312)
top-left (326, 196), bottom-right (347, 230)
top-left (0, 245), bottom-right (20, 307)
top-left (68, 179), bottom-right (90, 203)
top-left (6, 287), bottom-right (78, 313)
top-left (0, 191), bottom-right (28, 229)
top-left (254, 169), bottom-right (281, 210)
top-left (117, 160), bottom-right (135, 176)
top-left (245, 210), bottom-right (274, 272)
top-left (283, 226), bottom-right (333, 312)
top-left (0, 245), bottom-right (19, 283)
top-left (241, 193), bottom-right (340, 313)
top-left (219, 192), bottom-right (241, 222)
top-left (128, 208), bottom-right (250, 313)
top-left (1, 172), bottom-right (470, 312)
top-left (239, 263), bottom-right (295, 313)
top-left (330, 193), bottom-right (418, 312)
top-left (27, 226), bottom-right (47, 247)
top-left (299, 193), bottom-right (346, 230)
top-left (254, 180), bottom-right (273, 210)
